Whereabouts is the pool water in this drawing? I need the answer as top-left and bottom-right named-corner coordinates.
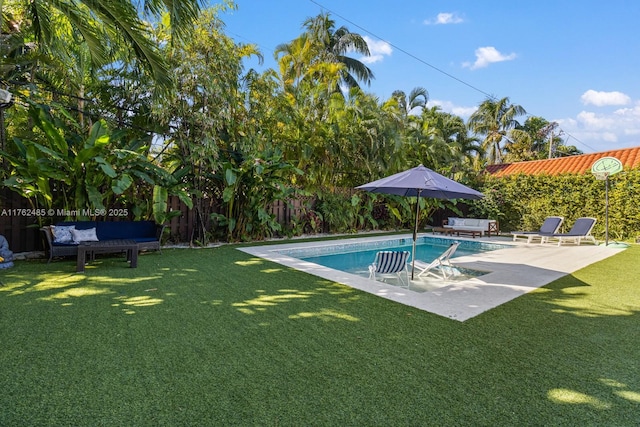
top-left (278, 236), bottom-right (510, 278)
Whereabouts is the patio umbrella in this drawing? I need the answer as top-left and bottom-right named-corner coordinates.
top-left (356, 164), bottom-right (484, 280)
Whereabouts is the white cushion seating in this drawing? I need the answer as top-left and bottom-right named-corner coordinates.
top-left (443, 217), bottom-right (499, 236)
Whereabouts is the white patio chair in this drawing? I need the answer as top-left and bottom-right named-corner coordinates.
top-left (413, 242), bottom-right (460, 280)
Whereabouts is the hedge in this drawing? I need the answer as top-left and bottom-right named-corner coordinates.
top-left (473, 169), bottom-right (640, 242)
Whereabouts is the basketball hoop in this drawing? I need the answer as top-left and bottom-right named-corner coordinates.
top-left (593, 171), bottom-right (609, 181)
top-left (591, 157), bottom-right (623, 178)
top-left (590, 157), bottom-right (623, 246)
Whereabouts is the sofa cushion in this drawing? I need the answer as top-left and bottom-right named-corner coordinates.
top-left (57, 221), bottom-right (97, 230)
top-left (52, 220), bottom-right (158, 242)
top-left (96, 221), bottom-right (157, 240)
top-left (51, 225), bottom-right (76, 244)
top-left (71, 227), bottom-right (99, 243)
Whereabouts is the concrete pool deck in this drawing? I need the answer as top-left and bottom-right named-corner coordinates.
top-left (238, 234), bottom-right (627, 322)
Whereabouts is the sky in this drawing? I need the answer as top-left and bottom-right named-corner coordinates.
top-left (218, 0), bottom-right (640, 154)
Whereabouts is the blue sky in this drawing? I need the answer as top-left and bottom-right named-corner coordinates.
top-left (219, 0), bottom-right (640, 154)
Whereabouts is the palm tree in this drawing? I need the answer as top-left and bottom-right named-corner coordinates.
top-left (12, 0), bottom-right (203, 89)
top-left (275, 34), bottom-right (317, 91)
top-left (275, 12), bottom-right (373, 93)
top-left (467, 97), bottom-right (527, 165)
top-left (426, 108), bottom-right (483, 174)
top-left (389, 87), bottom-right (429, 117)
top-left (404, 107), bottom-right (454, 170)
top-left (521, 116), bottom-right (555, 156)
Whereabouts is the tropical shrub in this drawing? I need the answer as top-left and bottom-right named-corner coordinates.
top-left (315, 191), bottom-right (359, 234)
top-left (467, 185), bottom-right (509, 223)
top-left (0, 102), bottom-right (188, 223)
top-left (285, 200), bottom-right (323, 237)
top-left (479, 171), bottom-right (640, 241)
top-left (210, 148), bottom-right (303, 241)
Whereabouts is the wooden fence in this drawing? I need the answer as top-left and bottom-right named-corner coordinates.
top-left (0, 188), bottom-right (308, 253)
top-left (0, 189), bottom-right (42, 253)
top-left (0, 186), bottom-right (468, 254)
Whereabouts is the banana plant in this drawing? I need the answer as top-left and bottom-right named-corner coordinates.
top-left (212, 147), bottom-right (302, 241)
top-left (152, 165), bottom-right (193, 224)
top-left (1, 102), bottom-right (185, 220)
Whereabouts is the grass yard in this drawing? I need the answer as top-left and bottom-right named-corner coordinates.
top-left (1, 242), bottom-right (639, 426)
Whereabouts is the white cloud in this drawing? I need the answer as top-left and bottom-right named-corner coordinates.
top-left (429, 100), bottom-right (476, 119)
top-left (556, 102), bottom-right (640, 151)
top-left (360, 55), bottom-right (383, 65)
top-left (580, 90), bottom-right (631, 106)
top-left (424, 12), bottom-right (464, 25)
top-left (614, 106), bottom-right (640, 118)
top-left (359, 36), bottom-right (392, 64)
top-left (576, 111), bottom-right (617, 130)
top-left (463, 46), bottom-right (517, 70)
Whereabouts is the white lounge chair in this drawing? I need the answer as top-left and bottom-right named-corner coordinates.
top-left (510, 216), bottom-right (564, 243)
top-left (541, 217), bottom-right (598, 246)
top-left (413, 242), bottom-right (460, 280)
top-left (368, 251), bottom-right (411, 287)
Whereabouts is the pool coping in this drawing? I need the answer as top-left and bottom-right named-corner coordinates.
top-left (238, 234), bottom-right (626, 322)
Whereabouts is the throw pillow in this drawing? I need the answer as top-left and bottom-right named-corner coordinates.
top-left (449, 218), bottom-right (460, 226)
top-left (51, 225), bottom-right (76, 244)
top-left (71, 227), bottom-right (99, 243)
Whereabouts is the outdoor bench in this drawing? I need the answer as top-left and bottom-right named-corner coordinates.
top-left (41, 220), bottom-right (164, 263)
top-left (442, 217), bottom-right (500, 237)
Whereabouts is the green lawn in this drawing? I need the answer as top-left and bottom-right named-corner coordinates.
top-left (1, 242), bottom-right (639, 426)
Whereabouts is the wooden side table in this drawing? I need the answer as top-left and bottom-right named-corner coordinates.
top-left (432, 226), bottom-right (455, 235)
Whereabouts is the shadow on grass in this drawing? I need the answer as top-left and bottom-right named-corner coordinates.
top-left (476, 249), bottom-right (640, 422)
top-left (1, 246), bottom-right (639, 425)
top-left (1, 256), bottom-right (167, 313)
top-left (0, 249), bottom-right (364, 321)
top-left (533, 275), bottom-right (637, 318)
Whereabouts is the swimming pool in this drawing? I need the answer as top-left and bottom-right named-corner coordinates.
top-left (239, 235), bottom-right (622, 321)
top-left (276, 236), bottom-right (511, 278)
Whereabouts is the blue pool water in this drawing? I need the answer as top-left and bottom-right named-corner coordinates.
top-left (277, 236), bottom-right (511, 276)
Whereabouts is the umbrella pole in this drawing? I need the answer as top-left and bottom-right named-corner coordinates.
top-left (411, 191), bottom-right (421, 280)
top-left (605, 175), bottom-right (609, 246)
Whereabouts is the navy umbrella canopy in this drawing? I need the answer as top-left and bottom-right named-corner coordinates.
top-left (356, 164), bottom-right (484, 199)
top-left (356, 165), bottom-right (484, 279)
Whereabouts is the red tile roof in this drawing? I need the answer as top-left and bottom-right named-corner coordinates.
top-left (485, 146), bottom-right (640, 177)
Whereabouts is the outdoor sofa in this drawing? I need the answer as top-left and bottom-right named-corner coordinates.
top-left (41, 220), bottom-right (165, 263)
top-left (443, 217), bottom-right (500, 237)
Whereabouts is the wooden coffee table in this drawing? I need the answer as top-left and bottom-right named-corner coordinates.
top-left (77, 239), bottom-right (139, 272)
top-left (454, 229), bottom-right (482, 238)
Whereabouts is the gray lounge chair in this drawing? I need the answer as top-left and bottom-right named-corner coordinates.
top-left (510, 216), bottom-right (564, 243)
top-left (541, 217), bottom-right (598, 246)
